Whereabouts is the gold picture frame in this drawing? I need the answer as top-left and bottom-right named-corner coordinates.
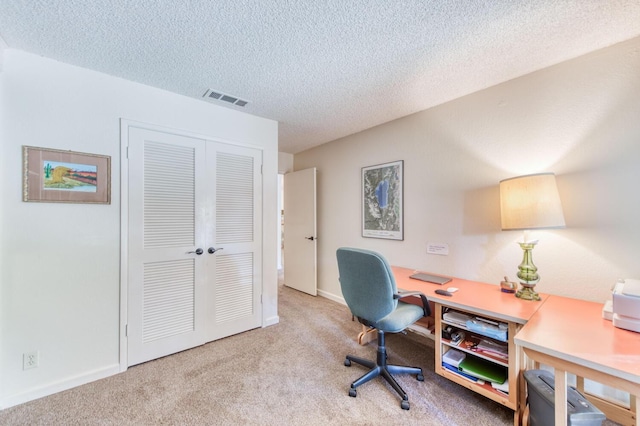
top-left (23, 146), bottom-right (111, 204)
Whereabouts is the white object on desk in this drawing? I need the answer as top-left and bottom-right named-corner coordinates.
top-left (612, 278), bottom-right (640, 332)
top-left (602, 300), bottom-right (613, 321)
top-left (613, 313), bottom-right (640, 333)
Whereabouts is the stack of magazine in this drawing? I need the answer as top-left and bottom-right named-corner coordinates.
top-left (474, 338), bottom-right (508, 360)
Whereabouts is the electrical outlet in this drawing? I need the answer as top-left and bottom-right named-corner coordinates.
top-left (23, 351), bottom-right (39, 370)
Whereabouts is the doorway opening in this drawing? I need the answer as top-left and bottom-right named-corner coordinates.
top-left (277, 173), bottom-right (284, 284)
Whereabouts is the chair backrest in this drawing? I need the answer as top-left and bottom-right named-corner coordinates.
top-left (336, 247), bottom-right (398, 323)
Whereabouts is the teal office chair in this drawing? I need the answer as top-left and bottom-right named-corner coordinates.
top-left (336, 247), bottom-right (431, 410)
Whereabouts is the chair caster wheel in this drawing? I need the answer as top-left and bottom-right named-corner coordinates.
top-left (416, 373), bottom-right (424, 381)
top-left (344, 359), bottom-right (351, 367)
top-left (349, 388), bottom-right (357, 398)
top-left (401, 400), bottom-right (410, 410)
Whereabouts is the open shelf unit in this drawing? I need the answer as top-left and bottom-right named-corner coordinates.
top-left (434, 303), bottom-right (522, 412)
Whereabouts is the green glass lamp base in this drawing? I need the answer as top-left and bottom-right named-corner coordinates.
top-left (515, 240), bottom-right (541, 302)
top-left (515, 286), bottom-right (541, 301)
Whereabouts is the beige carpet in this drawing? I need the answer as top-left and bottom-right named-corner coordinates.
top-left (1, 284), bottom-right (525, 425)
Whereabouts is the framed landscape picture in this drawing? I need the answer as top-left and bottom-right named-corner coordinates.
top-left (362, 160), bottom-right (403, 240)
top-left (23, 146), bottom-right (111, 204)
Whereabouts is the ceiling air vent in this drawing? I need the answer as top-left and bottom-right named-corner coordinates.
top-left (203, 89), bottom-right (249, 107)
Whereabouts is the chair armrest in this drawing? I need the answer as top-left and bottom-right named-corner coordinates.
top-left (394, 291), bottom-right (431, 317)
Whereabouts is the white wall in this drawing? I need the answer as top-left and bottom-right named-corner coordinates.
top-left (295, 36), bottom-right (640, 305)
top-left (0, 35), bottom-right (7, 70)
top-left (278, 152), bottom-right (293, 174)
top-left (0, 50), bottom-right (279, 408)
top-left (277, 152), bottom-right (293, 269)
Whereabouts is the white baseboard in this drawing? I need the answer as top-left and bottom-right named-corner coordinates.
top-left (318, 289), bottom-right (346, 305)
top-left (263, 315), bottom-right (280, 327)
top-left (0, 363), bottom-right (121, 410)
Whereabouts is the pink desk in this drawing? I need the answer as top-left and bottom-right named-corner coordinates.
top-left (515, 295), bottom-right (640, 425)
top-left (391, 266), bottom-right (547, 325)
top-left (353, 267), bottom-right (639, 424)
top-left (390, 266), bottom-right (549, 425)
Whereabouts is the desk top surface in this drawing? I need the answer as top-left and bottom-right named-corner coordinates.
top-left (515, 295), bottom-right (640, 384)
top-left (392, 266), bottom-right (548, 324)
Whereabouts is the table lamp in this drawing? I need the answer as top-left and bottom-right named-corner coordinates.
top-left (499, 173), bottom-right (565, 301)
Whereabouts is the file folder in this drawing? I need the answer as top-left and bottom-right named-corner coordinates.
top-left (458, 356), bottom-right (507, 384)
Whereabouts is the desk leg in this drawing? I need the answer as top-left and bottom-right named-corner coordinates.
top-left (555, 369), bottom-right (568, 426)
top-left (518, 351), bottom-right (527, 426)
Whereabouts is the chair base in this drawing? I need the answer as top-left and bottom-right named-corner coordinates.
top-left (344, 331), bottom-right (424, 410)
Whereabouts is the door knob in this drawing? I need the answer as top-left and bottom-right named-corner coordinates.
top-left (188, 248), bottom-right (204, 255)
top-left (305, 236), bottom-right (316, 241)
top-left (208, 247), bottom-right (224, 254)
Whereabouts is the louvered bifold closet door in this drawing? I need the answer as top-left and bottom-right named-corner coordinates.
top-left (128, 127), bottom-right (207, 366)
top-left (206, 143), bottom-right (263, 342)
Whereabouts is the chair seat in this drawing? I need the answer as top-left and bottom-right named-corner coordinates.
top-left (369, 301), bottom-right (424, 333)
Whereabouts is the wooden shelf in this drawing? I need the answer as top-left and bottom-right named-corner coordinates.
top-left (437, 365), bottom-right (516, 409)
top-left (441, 336), bottom-right (509, 367)
top-left (441, 339), bottom-right (509, 368)
top-left (360, 266), bottom-right (551, 426)
top-left (435, 303), bottom-right (522, 426)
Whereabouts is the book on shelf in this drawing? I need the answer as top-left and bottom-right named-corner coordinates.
top-left (442, 362), bottom-right (479, 383)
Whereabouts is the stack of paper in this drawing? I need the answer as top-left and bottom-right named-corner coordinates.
top-left (443, 311), bottom-right (473, 327)
top-left (491, 379), bottom-right (509, 394)
top-left (465, 319), bottom-right (507, 341)
top-left (475, 339), bottom-right (508, 360)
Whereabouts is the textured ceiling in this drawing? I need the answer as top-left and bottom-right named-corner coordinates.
top-left (1, 1), bottom-right (640, 154)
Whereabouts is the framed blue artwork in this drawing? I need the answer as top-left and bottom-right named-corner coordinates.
top-left (361, 160), bottom-right (403, 240)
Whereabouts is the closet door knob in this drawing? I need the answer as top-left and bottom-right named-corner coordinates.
top-left (187, 248), bottom-right (204, 255)
top-left (208, 247), bottom-right (224, 254)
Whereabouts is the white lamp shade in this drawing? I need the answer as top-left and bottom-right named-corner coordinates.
top-left (500, 173), bottom-right (566, 231)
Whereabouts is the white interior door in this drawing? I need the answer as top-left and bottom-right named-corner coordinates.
top-left (283, 168), bottom-right (317, 296)
top-left (206, 143), bottom-right (263, 341)
top-left (128, 127), bottom-right (207, 366)
top-left (127, 126), bottom-right (263, 366)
